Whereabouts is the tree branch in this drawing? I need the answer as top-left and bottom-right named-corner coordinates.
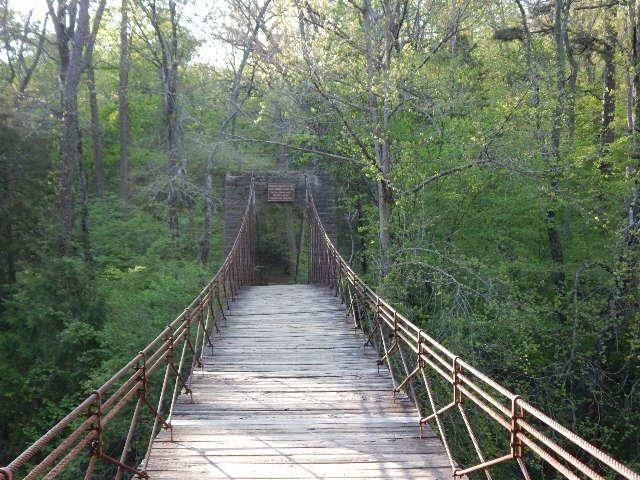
top-left (403, 160), bottom-right (490, 195)
top-left (574, 1), bottom-right (618, 10)
top-left (225, 134), bottom-right (364, 165)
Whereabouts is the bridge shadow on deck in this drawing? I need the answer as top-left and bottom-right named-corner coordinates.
top-left (144, 285), bottom-right (454, 479)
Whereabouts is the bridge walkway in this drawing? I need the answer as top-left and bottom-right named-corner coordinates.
top-left (144, 284), bottom-right (453, 479)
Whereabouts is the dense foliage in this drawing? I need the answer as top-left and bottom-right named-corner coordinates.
top-left (0, 0), bottom-right (639, 475)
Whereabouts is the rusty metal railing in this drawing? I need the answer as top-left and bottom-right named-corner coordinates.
top-left (307, 185), bottom-right (640, 480)
top-left (0, 185), bottom-right (256, 480)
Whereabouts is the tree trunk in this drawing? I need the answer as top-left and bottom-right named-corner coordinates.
top-left (167, 0), bottom-right (180, 237)
top-left (85, 0), bottom-right (107, 198)
top-left (47, 0), bottom-right (103, 255)
top-left (148, 0), bottom-right (182, 237)
top-left (76, 125), bottom-right (93, 263)
top-left (59, 67), bottom-right (81, 252)
top-left (5, 222), bottom-right (16, 284)
top-left (377, 179), bottom-right (393, 273)
top-left (627, 1), bottom-right (637, 134)
top-left (632, 0), bottom-right (640, 159)
top-left (119, 0), bottom-right (129, 203)
top-left (58, 84), bottom-right (77, 252)
top-left (3, 153), bottom-right (16, 284)
top-left (362, 0), bottom-right (395, 275)
top-left (200, 150), bottom-right (214, 263)
top-left (551, 0), bottom-right (566, 159)
top-left (275, 102), bottom-right (288, 168)
top-left (53, 0), bottom-right (91, 254)
top-left (379, 0), bottom-right (395, 275)
top-left (627, 67), bottom-right (634, 135)
top-left (547, 0), bottom-right (566, 291)
top-left (599, 22), bottom-right (616, 155)
top-left (166, 76), bottom-right (180, 238)
top-left (86, 58), bottom-right (104, 196)
top-left (514, 0), bottom-right (540, 134)
top-left (166, 143), bottom-right (180, 237)
top-left (562, 1), bottom-right (578, 140)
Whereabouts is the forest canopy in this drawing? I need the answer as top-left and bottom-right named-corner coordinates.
top-left (0, 0), bottom-right (639, 475)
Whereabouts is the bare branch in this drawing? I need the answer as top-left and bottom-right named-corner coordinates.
top-left (574, 1), bottom-right (619, 10)
top-left (403, 160), bottom-right (491, 195)
top-left (225, 134), bottom-right (364, 165)
top-left (18, 15), bottom-right (47, 94)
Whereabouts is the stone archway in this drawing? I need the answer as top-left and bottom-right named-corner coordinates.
top-left (223, 171), bottom-right (337, 283)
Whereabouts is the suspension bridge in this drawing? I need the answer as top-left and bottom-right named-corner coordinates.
top-left (1, 177), bottom-right (639, 480)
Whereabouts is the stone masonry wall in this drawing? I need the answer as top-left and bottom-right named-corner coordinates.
top-left (223, 171), bottom-right (337, 254)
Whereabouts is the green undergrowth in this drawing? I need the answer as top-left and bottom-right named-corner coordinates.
top-left (0, 198), bottom-right (223, 463)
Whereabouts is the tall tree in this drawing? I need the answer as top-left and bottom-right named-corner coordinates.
top-left (46, 0), bottom-right (92, 254)
top-left (119, 0), bottom-right (129, 203)
top-left (141, 0), bottom-right (183, 236)
top-left (0, 4), bottom-right (48, 286)
top-left (599, 15), bottom-right (617, 154)
top-left (200, 0), bottom-right (273, 263)
top-left (361, 0), bottom-right (396, 274)
top-left (563, 0), bottom-right (578, 140)
top-left (545, 0), bottom-right (568, 292)
top-left (47, 0), bottom-right (105, 260)
top-left (514, 0), bottom-right (541, 134)
top-left (84, 0), bottom-right (107, 197)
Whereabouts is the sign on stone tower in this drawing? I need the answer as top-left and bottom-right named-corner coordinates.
top-left (268, 183), bottom-right (295, 202)
top-left (224, 172), bottom-right (336, 254)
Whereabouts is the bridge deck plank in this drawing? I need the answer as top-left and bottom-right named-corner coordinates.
top-left (144, 284), bottom-right (455, 479)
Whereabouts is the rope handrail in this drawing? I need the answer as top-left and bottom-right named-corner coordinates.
top-left (306, 183), bottom-right (640, 480)
top-left (1, 184), bottom-right (256, 480)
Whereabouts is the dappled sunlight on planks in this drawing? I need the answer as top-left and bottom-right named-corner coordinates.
top-left (144, 284), bottom-right (454, 479)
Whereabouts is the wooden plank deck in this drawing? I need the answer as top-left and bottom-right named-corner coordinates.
top-left (145, 284), bottom-right (454, 479)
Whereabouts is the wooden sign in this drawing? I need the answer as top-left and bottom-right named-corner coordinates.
top-left (268, 183), bottom-right (295, 202)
